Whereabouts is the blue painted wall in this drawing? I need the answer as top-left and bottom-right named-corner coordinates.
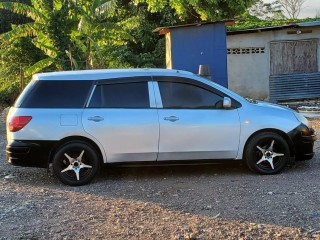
top-left (168, 23), bottom-right (228, 87)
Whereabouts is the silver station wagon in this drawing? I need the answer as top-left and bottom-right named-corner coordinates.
top-left (6, 69), bottom-right (316, 185)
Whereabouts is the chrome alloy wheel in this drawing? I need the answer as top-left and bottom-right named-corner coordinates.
top-left (245, 132), bottom-right (289, 174)
top-left (53, 142), bottom-right (100, 186)
top-left (256, 140), bottom-right (284, 170)
top-left (61, 150), bottom-right (93, 181)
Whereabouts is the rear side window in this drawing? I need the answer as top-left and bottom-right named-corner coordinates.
top-left (88, 82), bottom-right (149, 108)
top-left (16, 80), bottom-right (93, 108)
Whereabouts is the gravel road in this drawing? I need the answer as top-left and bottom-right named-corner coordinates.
top-left (0, 108), bottom-right (319, 239)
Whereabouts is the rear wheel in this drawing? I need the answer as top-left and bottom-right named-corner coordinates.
top-left (52, 141), bottom-right (100, 186)
top-left (244, 132), bottom-right (290, 174)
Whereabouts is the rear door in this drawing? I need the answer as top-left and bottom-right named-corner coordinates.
top-left (155, 77), bottom-right (241, 161)
top-left (82, 77), bottom-right (159, 163)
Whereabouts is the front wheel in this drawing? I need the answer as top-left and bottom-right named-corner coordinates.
top-left (52, 141), bottom-right (100, 186)
top-left (244, 132), bottom-right (290, 174)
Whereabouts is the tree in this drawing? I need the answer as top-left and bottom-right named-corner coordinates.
top-left (0, 0), bottom-right (75, 73)
top-left (69, 0), bottom-right (119, 69)
top-left (0, 0), bottom-right (32, 33)
top-left (249, 0), bottom-right (285, 20)
top-left (275, 0), bottom-right (307, 19)
top-left (107, 0), bottom-right (170, 68)
top-left (134, 0), bottom-right (256, 22)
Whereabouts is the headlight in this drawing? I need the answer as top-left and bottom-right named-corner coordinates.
top-left (293, 111), bottom-right (309, 127)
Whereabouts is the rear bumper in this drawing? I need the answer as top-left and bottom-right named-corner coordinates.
top-left (288, 124), bottom-right (317, 161)
top-left (6, 140), bottom-right (56, 168)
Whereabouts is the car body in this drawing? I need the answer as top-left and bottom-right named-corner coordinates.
top-left (6, 69), bottom-right (316, 185)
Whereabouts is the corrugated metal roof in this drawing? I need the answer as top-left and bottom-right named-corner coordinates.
top-left (296, 21), bottom-right (320, 27)
top-left (228, 21), bottom-right (320, 35)
top-left (153, 20), bottom-right (235, 35)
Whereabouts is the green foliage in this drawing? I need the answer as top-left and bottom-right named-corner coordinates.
top-left (0, 37), bottom-right (46, 77)
top-left (69, 0), bottom-right (118, 69)
top-left (134, 0), bottom-right (255, 22)
top-left (0, 37), bottom-right (46, 105)
top-left (1, 0), bottom-right (254, 76)
top-left (0, 0), bottom-right (31, 33)
top-left (0, 0), bottom-right (75, 71)
top-left (24, 57), bottom-right (55, 77)
top-left (0, 80), bottom-right (20, 105)
top-left (107, 2), bottom-right (166, 68)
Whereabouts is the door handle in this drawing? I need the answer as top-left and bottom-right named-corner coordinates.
top-left (164, 116), bottom-right (179, 122)
top-left (88, 116), bottom-right (104, 122)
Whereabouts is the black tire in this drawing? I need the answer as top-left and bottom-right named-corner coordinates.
top-left (244, 132), bottom-right (290, 174)
top-left (52, 141), bottom-right (100, 186)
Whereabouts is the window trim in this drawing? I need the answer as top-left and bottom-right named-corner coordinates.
top-left (86, 85), bottom-right (97, 108)
top-left (94, 76), bottom-right (152, 85)
top-left (148, 82), bottom-right (157, 108)
top-left (151, 81), bottom-right (163, 108)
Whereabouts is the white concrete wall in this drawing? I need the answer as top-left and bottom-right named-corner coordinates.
top-left (227, 27), bottom-right (320, 100)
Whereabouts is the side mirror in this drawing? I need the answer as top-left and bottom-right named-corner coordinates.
top-left (223, 97), bottom-right (232, 109)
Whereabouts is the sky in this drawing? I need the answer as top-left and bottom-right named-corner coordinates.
top-left (264, 0), bottom-right (320, 18)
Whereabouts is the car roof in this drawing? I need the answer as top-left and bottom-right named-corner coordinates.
top-left (32, 68), bottom-right (195, 80)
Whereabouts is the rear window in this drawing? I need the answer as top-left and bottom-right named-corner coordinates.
top-left (15, 80), bottom-right (93, 108)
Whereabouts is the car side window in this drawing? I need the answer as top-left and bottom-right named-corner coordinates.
top-left (88, 82), bottom-right (150, 108)
top-left (158, 82), bottom-right (223, 109)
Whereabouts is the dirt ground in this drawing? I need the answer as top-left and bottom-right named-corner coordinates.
top-left (0, 108), bottom-right (319, 239)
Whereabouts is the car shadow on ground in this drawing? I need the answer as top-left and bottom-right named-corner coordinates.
top-left (97, 160), bottom-right (250, 180)
top-left (4, 159), bottom-right (315, 187)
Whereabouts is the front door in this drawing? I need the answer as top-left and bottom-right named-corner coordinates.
top-left (155, 80), bottom-right (241, 161)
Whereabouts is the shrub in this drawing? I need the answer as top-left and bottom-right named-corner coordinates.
top-left (0, 80), bottom-right (20, 106)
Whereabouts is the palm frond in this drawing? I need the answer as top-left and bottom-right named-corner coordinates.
top-left (72, 37), bottom-right (87, 53)
top-left (24, 57), bottom-right (55, 77)
top-left (78, 16), bottom-right (88, 32)
top-left (0, 2), bottom-right (44, 21)
top-left (69, 0), bottom-right (88, 17)
top-left (65, 50), bottom-right (79, 70)
top-left (0, 23), bottom-right (36, 41)
top-left (53, 0), bottom-right (63, 11)
top-left (94, 0), bottom-right (116, 18)
top-left (91, 0), bottom-right (103, 13)
top-left (32, 31), bottom-right (57, 58)
top-left (95, 21), bottom-right (118, 31)
top-left (88, 37), bottom-right (103, 54)
top-left (87, 37), bottom-right (105, 67)
top-left (32, 40), bottom-right (57, 58)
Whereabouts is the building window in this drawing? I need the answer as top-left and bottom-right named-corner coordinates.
top-left (227, 47), bottom-right (265, 55)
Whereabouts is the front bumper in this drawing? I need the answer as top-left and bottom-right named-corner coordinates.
top-left (288, 124), bottom-right (317, 161)
top-left (6, 140), bottom-right (56, 168)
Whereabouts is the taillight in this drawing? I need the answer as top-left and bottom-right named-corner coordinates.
top-left (9, 116), bottom-right (32, 132)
